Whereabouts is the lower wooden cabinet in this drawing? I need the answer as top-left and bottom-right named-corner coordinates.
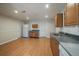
top-left (29, 30), bottom-right (39, 38)
top-left (50, 35), bottom-right (59, 56)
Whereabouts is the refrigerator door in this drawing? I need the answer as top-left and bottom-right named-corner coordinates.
top-left (23, 24), bottom-right (29, 37)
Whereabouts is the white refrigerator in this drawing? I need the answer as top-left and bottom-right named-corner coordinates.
top-left (23, 24), bottom-right (29, 37)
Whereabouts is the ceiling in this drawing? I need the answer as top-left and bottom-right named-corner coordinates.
top-left (0, 3), bottom-right (66, 20)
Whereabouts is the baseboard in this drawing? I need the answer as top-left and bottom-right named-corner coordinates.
top-left (0, 37), bottom-right (19, 45)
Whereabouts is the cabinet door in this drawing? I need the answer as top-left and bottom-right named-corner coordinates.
top-left (75, 3), bottom-right (79, 24)
top-left (55, 13), bottom-right (63, 27)
top-left (64, 3), bottom-right (78, 26)
top-left (50, 36), bottom-right (59, 56)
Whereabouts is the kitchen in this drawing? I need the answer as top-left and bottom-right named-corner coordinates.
top-left (0, 3), bottom-right (79, 56)
top-left (51, 3), bottom-right (79, 56)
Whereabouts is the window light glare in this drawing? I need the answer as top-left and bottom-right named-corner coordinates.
top-left (67, 3), bottom-right (74, 6)
top-left (45, 15), bottom-right (48, 18)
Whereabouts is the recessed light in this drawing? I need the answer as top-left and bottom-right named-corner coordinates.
top-left (45, 15), bottom-right (48, 18)
top-left (45, 4), bottom-right (49, 8)
top-left (14, 10), bottom-right (18, 14)
top-left (26, 17), bottom-right (29, 20)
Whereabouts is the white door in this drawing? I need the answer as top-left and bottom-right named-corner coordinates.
top-left (23, 24), bottom-right (29, 37)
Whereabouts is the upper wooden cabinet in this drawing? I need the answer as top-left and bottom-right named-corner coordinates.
top-left (55, 13), bottom-right (63, 27)
top-left (64, 3), bottom-right (79, 26)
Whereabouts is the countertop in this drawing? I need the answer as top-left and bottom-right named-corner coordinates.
top-left (51, 33), bottom-right (79, 56)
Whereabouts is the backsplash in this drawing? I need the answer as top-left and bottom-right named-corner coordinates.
top-left (56, 25), bottom-right (79, 37)
top-left (61, 25), bottom-right (79, 36)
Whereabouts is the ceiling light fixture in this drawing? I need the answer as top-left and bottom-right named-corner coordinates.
top-left (14, 10), bottom-right (18, 14)
top-left (45, 4), bottom-right (49, 8)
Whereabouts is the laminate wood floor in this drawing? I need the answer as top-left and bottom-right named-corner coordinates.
top-left (0, 37), bottom-right (53, 56)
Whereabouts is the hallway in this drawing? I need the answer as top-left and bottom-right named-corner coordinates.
top-left (0, 38), bottom-right (53, 56)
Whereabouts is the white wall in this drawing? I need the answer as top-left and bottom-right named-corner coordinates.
top-left (29, 18), bottom-right (56, 38)
top-left (0, 15), bottom-right (23, 44)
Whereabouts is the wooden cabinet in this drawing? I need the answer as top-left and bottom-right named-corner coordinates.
top-left (29, 30), bottom-right (39, 38)
top-left (50, 35), bottom-right (59, 56)
top-left (64, 3), bottom-right (79, 26)
top-left (55, 13), bottom-right (63, 27)
top-left (76, 4), bottom-right (79, 24)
